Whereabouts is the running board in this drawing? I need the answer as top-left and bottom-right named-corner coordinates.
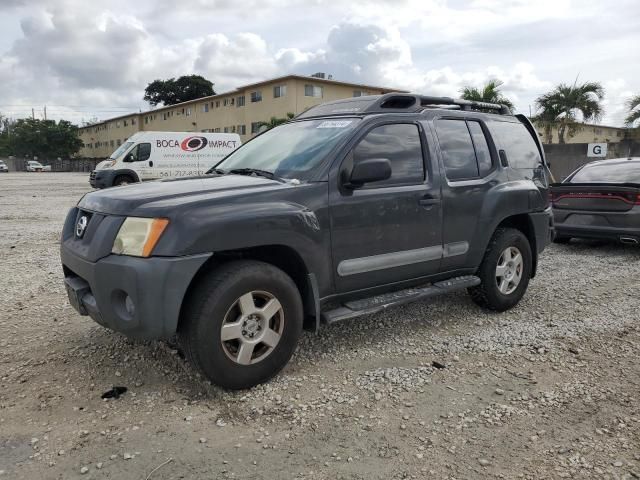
top-left (321, 275), bottom-right (481, 325)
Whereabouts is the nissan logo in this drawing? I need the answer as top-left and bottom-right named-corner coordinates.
top-left (76, 215), bottom-right (88, 238)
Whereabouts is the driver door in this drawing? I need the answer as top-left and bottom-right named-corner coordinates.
top-left (126, 143), bottom-right (153, 180)
top-left (329, 122), bottom-right (443, 293)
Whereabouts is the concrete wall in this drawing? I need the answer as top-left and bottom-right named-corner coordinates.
top-left (545, 140), bottom-right (640, 181)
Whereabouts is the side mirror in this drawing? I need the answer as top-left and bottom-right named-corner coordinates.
top-left (124, 153), bottom-right (135, 162)
top-left (346, 158), bottom-right (392, 188)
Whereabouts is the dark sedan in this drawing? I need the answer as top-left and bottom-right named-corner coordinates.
top-left (551, 157), bottom-right (640, 245)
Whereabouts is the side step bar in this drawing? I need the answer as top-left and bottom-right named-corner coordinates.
top-left (321, 275), bottom-right (481, 325)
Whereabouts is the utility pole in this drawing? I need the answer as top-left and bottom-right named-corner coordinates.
top-left (44, 106), bottom-right (47, 120)
top-left (32, 108), bottom-right (35, 120)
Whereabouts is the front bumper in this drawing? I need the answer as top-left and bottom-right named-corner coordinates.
top-left (61, 245), bottom-right (211, 340)
top-left (90, 170), bottom-right (116, 189)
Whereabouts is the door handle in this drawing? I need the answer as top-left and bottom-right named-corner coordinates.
top-left (499, 149), bottom-right (508, 167)
top-left (419, 195), bottom-right (440, 206)
top-left (148, 160), bottom-right (154, 167)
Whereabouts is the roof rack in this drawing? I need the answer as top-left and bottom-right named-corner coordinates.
top-left (296, 93), bottom-right (512, 119)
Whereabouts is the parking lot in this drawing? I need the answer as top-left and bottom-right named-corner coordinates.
top-left (0, 172), bottom-right (639, 479)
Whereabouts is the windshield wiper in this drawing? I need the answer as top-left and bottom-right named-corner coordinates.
top-left (227, 168), bottom-right (285, 182)
top-left (206, 168), bottom-right (226, 175)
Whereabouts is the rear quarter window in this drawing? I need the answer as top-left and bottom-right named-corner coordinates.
top-left (489, 121), bottom-right (541, 169)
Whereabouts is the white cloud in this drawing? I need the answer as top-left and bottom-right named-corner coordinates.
top-left (0, 0), bottom-right (638, 126)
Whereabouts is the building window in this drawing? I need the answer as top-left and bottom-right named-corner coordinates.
top-left (110, 140), bottom-right (114, 147)
top-left (231, 126), bottom-right (236, 133)
top-left (251, 122), bottom-right (262, 134)
top-left (186, 107), bottom-right (191, 116)
top-left (273, 85), bottom-right (287, 98)
top-left (145, 116), bottom-right (149, 124)
top-left (203, 103), bottom-right (209, 113)
top-left (251, 91), bottom-right (262, 103)
top-left (116, 121), bottom-right (120, 128)
top-left (237, 125), bottom-right (246, 135)
top-left (594, 128), bottom-right (602, 135)
top-left (215, 101), bottom-right (220, 108)
top-left (214, 128), bottom-right (221, 133)
top-left (116, 139), bottom-right (121, 146)
top-left (223, 127), bottom-right (229, 133)
top-left (237, 95), bottom-right (245, 107)
top-left (353, 90), bottom-right (366, 97)
top-left (123, 120), bottom-right (128, 127)
top-left (162, 113), bottom-right (167, 120)
top-left (304, 85), bottom-right (323, 97)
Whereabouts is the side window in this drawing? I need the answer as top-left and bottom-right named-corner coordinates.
top-left (489, 121), bottom-right (541, 169)
top-left (467, 121), bottom-right (493, 176)
top-left (352, 124), bottom-right (424, 187)
top-left (138, 143), bottom-right (151, 161)
top-left (434, 119), bottom-right (478, 180)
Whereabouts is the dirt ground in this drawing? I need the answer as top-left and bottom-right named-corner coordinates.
top-left (1, 172), bottom-right (639, 480)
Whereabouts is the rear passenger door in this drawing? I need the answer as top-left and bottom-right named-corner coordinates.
top-left (432, 117), bottom-right (499, 271)
top-left (329, 121), bottom-right (443, 293)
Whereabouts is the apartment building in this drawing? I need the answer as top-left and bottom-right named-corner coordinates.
top-left (78, 74), bottom-right (403, 158)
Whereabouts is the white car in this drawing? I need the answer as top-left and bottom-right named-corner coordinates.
top-left (0, 161), bottom-right (8, 172)
top-left (26, 160), bottom-right (44, 172)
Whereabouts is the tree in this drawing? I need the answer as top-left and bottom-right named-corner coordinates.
top-left (6, 118), bottom-right (83, 158)
top-left (257, 113), bottom-right (295, 131)
top-left (535, 80), bottom-right (604, 144)
top-left (460, 80), bottom-right (514, 112)
top-left (624, 94), bottom-right (640, 126)
top-left (143, 75), bottom-right (215, 106)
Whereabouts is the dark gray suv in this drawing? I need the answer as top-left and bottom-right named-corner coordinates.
top-left (61, 94), bottom-right (553, 389)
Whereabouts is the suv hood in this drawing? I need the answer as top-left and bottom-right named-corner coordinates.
top-left (78, 175), bottom-right (292, 216)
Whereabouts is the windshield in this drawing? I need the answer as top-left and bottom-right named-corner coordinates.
top-left (213, 118), bottom-right (360, 180)
top-left (110, 141), bottom-right (134, 160)
top-left (569, 160), bottom-right (640, 184)
top-left (28, 161), bottom-right (42, 166)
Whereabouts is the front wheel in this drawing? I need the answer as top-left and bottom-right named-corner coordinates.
top-left (178, 260), bottom-right (303, 390)
top-left (469, 227), bottom-right (532, 312)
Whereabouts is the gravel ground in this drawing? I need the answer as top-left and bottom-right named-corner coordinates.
top-left (1, 172), bottom-right (639, 480)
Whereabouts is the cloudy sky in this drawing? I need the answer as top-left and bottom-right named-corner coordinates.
top-left (0, 0), bottom-right (638, 126)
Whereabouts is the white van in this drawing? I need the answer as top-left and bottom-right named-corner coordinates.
top-left (90, 131), bottom-right (241, 188)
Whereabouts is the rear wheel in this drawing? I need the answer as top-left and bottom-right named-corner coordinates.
top-left (178, 260), bottom-right (303, 390)
top-left (113, 175), bottom-right (134, 186)
top-left (469, 227), bottom-right (532, 312)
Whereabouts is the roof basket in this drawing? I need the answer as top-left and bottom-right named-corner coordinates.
top-left (296, 92), bottom-right (511, 119)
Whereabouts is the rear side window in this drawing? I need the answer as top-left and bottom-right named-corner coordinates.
top-left (352, 123), bottom-right (424, 187)
top-left (569, 161), bottom-right (640, 183)
top-left (490, 121), bottom-right (541, 169)
top-left (468, 122), bottom-right (492, 176)
top-left (434, 119), bottom-right (494, 180)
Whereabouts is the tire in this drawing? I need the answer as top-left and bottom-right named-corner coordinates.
top-left (178, 260), bottom-right (303, 390)
top-left (553, 235), bottom-right (571, 244)
top-left (469, 227), bottom-right (532, 312)
top-left (113, 175), bottom-right (134, 186)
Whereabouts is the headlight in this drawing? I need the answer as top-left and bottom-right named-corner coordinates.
top-left (112, 217), bottom-right (169, 257)
top-left (103, 160), bottom-right (116, 168)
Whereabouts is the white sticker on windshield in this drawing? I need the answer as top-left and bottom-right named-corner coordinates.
top-left (317, 120), bottom-right (353, 129)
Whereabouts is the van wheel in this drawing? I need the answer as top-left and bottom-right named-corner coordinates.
top-left (113, 175), bottom-right (134, 186)
top-left (469, 227), bottom-right (532, 312)
top-left (178, 260), bottom-right (303, 390)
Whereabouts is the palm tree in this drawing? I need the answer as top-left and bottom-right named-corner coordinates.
top-left (257, 112), bottom-right (295, 131)
top-left (460, 80), bottom-right (514, 112)
top-left (534, 81), bottom-right (604, 144)
top-left (624, 94), bottom-right (640, 126)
